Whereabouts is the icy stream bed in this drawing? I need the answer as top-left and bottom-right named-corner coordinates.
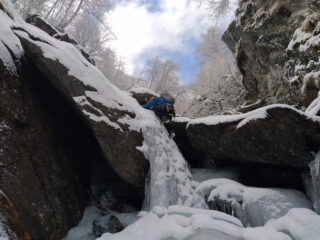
top-left (65, 160), bottom-right (320, 240)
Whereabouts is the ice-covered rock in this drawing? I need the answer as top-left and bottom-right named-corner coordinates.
top-left (191, 168), bottom-right (240, 183)
top-left (267, 208), bottom-right (320, 240)
top-left (141, 126), bottom-right (194, 210)
top-left (309, 151), bottom-right (320, 213)
top-left (188, 179), bottom-right (312, 227)
top-left (96, 205), bottom-right (320, 240)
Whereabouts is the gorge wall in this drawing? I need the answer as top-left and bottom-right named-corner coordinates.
top-left (223, 0), bottom-right (320, 108)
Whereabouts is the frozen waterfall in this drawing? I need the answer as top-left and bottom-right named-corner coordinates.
top-left (310, 151), bottom-right (320, 214)
top-left (139, 126), bottom-right (194, 210)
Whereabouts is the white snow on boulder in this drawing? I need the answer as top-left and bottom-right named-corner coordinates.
top-left (0, 0), bottom-right (24, 74)
top-left (10, 15), bottom-right (194, 208)
top-left (267, 208), bottom-right (320, 240)
top-left (188, 178), bottom-right (312, 227)
top-left (96, 205), bottom-right (320, 240)
top-left (130, 87), bottom-right (159, 96)
top-left (187, 104), bottom-right (320, 129)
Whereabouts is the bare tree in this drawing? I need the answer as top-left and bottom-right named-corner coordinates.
top-left (195, 0), bottom-right (235, 17)
top-left (144, 57), bottom-right (180, 94)
top-left (192, 26), bottom-right (244, 112)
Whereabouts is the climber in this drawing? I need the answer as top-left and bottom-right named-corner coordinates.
top-left (142, 93), bottom-right (176, 139)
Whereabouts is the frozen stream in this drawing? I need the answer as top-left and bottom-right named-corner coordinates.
top-left (64, 131), bottom-right (320, 240)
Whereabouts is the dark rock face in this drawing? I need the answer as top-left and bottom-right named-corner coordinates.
top-left (130, 89), bottom-right (157, 105)
top-left (223, 0), bottom-right (320, 107)
top-left (0, 4), bottom-right (147, 239)
top-left (26, 14), bottom-right (95, 65)
top-left (14, 27), bottom-right (148, 187)
top-left (0, 55), bottom-right (89, 238)
top-left (171, 119), bottom-right (207, 168)
top-left (93, 215), bottom-right (124, 237)
top-left (187, 106), bottom-right (320, 168)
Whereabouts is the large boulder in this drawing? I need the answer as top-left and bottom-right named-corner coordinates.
top-left (223, 0), bottom-right (320, 107)
top-left (13, 23), bottom-right (149, 187)
top-left (0, 1), bottom-right (193, 239)
top-left (187, 105), bottom-right (320, 168)
top-left (129, 87), bottom-right (158, 105)
top-left (26, 14), bottom-right (95, 65)
top-left (0, 3), bottom-right (90, 239)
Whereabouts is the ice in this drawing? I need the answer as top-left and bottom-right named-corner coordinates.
top-left (64, 206), bottom-right (102, 240)
top-left (309, 151), bottom-right (320, 213)
top-left (140, 126), bottom-right (194, 210)
top-left (97, 206), bottom-right (320, 240)
top-left (0, 218), bottom-right (9, 240)
top-left (188, 179), bottom-right (312, 227)
top-left (191, 168), bottom-right (240, 183)
top-left (97, 206), bottom-right (244, 240)
top-left (267, 208), bottom-right (320, 240)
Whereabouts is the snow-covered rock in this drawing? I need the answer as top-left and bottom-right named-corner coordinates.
top-left (129, 87), bottom-right (158, 105)
top-left (186, 104), bottom-right (320, 168)
top-left (188, 178), bottom-right (312, 227)
top-left (0, 0), bottom-right (194, 238)
top-left (223, 0), bottom-right (320, 108)
top-left (96, 205), bottom-right (320, 240)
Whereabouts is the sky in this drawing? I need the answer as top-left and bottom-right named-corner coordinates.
top-left (106, 0), bottom-right (236, 84)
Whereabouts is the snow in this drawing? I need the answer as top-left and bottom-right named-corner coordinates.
top-left (97, 206), bottom-right (320, 240)
top-left (188, 179), bottom-right (312, 227)
top-left (97, 206), bottom-right (244, 240)
top-left (267, 208), bottom-right (320, 240)
top-left (130, 87), bottom-right (159, 96)
top-left (187, 104), bottom-right (320, 129)
top-left (64, 206), bottom-right (101, 240)
top-left (173, 117), bottom-right (191, 123)
top-left (0, 1), bottom-right (24, 74)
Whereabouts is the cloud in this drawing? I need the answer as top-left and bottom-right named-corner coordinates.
top-left (106, 0), bottom-right (212, 74)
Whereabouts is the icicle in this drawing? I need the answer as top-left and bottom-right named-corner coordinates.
top-left (309, 151), bottom-right (320, 214)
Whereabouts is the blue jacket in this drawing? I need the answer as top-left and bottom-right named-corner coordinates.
top-left (142, 97), bottom-right (167, 109)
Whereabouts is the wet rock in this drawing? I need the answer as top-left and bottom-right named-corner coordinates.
top-left (93, 215), bottom-right (124, 237)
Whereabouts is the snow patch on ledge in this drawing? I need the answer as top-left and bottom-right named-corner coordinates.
top-left (130, 87), bottom-right (159, 96)
top-left (187, 104), bottom-right (320, 129)
top-left (0, 2), bottom-right (24, 75)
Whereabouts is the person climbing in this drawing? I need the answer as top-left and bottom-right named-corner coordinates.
top-left (142, 93), bottom-right (176, 139)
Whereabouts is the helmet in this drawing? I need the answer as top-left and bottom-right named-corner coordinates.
top-left (160, 93), bottom-right (175, 104)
